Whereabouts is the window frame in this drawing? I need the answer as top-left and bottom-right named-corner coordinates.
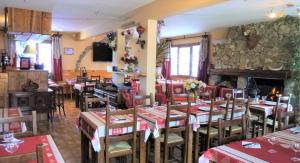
top-left (171, 43), bottom-right (200, 78)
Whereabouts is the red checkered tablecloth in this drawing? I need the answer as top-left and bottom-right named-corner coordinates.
top-left (79, 111), bottom-right (150, 152)
top-left (199, 127), bottom-right (300, 163)
top-left (0, 135), bottom-right (65, 163)
top-left (0, 107), bottom-right (27, 133)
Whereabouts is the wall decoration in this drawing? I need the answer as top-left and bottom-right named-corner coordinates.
top-left (20, 57), bottom-right (31, 70)
top-left (64, 48), bottom-right (74, 55)
top-left (107, 32), bottom-right (117, 51)
top-left (75, 46), bottom-right (92, 71)
top-left (136, 25), bottom-right (146, 49)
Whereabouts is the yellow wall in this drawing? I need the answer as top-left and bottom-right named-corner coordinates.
top-left (61, 32), bottom-right (111, 70)
top-left (0, 32), bottom-right (5, 51)
top-left (60, 32), bottom-right (113, 80)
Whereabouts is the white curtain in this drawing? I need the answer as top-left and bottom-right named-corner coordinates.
top-left (6, 34), bottom-right (16, 65)
top-left (52, 35), bottom-right (61, 59)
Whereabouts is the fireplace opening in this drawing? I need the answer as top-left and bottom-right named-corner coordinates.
top-left (254, 78), bottom-right (284, 100)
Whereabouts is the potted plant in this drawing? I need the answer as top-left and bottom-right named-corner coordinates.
top-left (156, 41), bottom-right (169, 78)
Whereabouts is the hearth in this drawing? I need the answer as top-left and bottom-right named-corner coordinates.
top-left (253, 78), bottom-right (284, 99)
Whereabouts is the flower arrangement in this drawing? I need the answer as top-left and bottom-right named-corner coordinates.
top-left (184, 79), bottom-right (206, 93)
top-left (121, 52), bottom-right (138, 73)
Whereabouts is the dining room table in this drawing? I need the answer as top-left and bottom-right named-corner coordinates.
top-left (249, 100), bottom-right (293, 135)
top-left (0, 134), bottom-right (65, 163)
top-left (0, 107), bottom-right (27, 133)
top-left (79, 110), bottom-right (150, 163)
top-left (74, 82), bottom-right (96, 108)
top-left (199, 126), bottom-right (300, 163)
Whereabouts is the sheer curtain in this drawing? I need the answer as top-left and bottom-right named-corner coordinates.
top-left (197, 34), bottom-right (209, 83)
top-left (161, 40), bottom-right (171, 80)
top-left (52, 34), bottom-right (62, 81)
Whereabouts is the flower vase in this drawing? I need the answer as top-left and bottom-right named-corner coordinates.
top-left (189, 92), bottom-right (197, 103)
top-left (125, 64), bottom-right (135, 73)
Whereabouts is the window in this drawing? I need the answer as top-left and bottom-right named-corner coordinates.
top-left (15, 41), bottom-right (52, 72)
top-left (170, 45), bottom-right (200, 77)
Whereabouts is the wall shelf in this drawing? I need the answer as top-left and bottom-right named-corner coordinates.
top-left (112, 71), bottom-right (147, 77)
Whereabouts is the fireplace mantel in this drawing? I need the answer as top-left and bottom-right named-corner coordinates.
top-left (209, 69), bottom-right (291, 80)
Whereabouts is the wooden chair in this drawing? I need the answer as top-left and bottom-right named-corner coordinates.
top-left (171, 93), bottom-right (188, 104)
top-left (251, 94), bottom-right (292, 137)
top-left (55, 86), bottom-right (66, 117)
top-left (203, 85), bottom-right (218, 99)
top-left (161, 102), bottom-right (191, 163)
top-left (0, 111), bottom-right (37, 138)
top-left (91, 75), bottom-right (101, 82)
top-left (84, 96), bottom-right (109, 112)
top-left (219, 88), bottom-right (234, 100)
top-left (105, 108), bottom-right (137, 163)
top-left (0, 144), bottom-right (44, 163)
top-left (233, 88), bottom-right (245, 99)
top-left (103, 78), bottom-right (112, 84)
top-left (218, 115), bottom-right (247, 146)
top-left (198, 99), bottom-right (226, 151)
top-left (198, 91), bottom-right (212, 100)
top-left (76, 76), bottom-right (87, 83)
top-left (267, 94), bottom-right (291, 132)
top-left (225, 97), bottom-right (249, 134)
top-left (133, 93), bottom-right (153, 108)
top-left (278, 109), bottom-right (298, 130)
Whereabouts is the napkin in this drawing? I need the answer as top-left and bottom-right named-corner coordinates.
top-left (242, 141), bottom-right (261, 149)
top-left (289, 127), bottom-right (300, 134)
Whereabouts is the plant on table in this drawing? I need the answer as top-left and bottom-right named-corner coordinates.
top-left (184, 79), bottom-right (206, 101)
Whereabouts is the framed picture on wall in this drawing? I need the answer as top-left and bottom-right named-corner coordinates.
top-left (64, 48), bottom-right (74, 55)
top-left (20, 57), bottom-right (31, 70)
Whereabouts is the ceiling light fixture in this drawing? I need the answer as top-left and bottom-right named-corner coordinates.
top-left (268, 9), bottom-right (277, 19)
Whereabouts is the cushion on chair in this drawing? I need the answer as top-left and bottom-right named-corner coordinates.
top-left (160, 133), bottom-right (184, 144)
top-left (266, 118), bottom-right (279, 128)
top-left (226, 126), bottom-right (242, 132)
top-left (108, 141), bottom-right (132, 154)
top-left (198, 127), bottom-right (218, 136)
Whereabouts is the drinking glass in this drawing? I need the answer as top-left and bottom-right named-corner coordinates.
top-left (291, 143), bottom-right (300, 161)
top-left (262, 96), bottom-right (267, 102)
top-left (267, 136), bottom-right (278, 145)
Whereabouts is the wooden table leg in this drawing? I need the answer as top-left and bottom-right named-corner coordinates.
top-left (187, 125), bottom-right (193, 163)
top-left (154, 132), bottom-right (161, 163)
top-left (194, 128), bottom-right (200, 163)
top-left (81, 131), bottom-right (89, 163)
top-left (139, 131), bottom-right (146, 163)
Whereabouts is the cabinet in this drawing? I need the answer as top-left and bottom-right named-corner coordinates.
top-left (7, 7), bottom-right (52, 34)
top-left (9, 89), bottom-right (53, 120)
top-left (0, 73), bottom-right (8, 108)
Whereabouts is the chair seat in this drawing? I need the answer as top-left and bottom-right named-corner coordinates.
top-left (160, 133), bottom-right (184, 144)
top-left (249, 115), bottom-right (259, 121)
top-left (266, 118), bottom-right (279, 128)
top-left (198, 127), bottom-right (218, 136)
top-left (108, 141), bottom-right (132, 154)
top-left (226, 126), bottom-right (242, 132)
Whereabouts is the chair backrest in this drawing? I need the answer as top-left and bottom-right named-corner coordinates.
top-left (171, 93), bottom-right (188, 104)
top-left (164, 102), bottom-right (190, 150)
top-left (133, 93), bottom-right (153, 108)
top-left (105, 108), bottom-right (137, 162)
top-left (233, 88), bottom-right (245, 99)
top-left (218, 115), bottom-right (247, 145)
top-left (76, 76), bottom-right (87, 83)
top-left (198, 91), bottom-right (212, 100)
top-left (272, 94), bottom-right (291, 132)
top-left (84, 96), bottom-right (109, 112)
top-left (103, 78), bottom-right (112, 84)
top-left (0, 110), bottom-right (37, 138)
top-left (91, 75), bottom-right (101, 82)
top-left (230, 97), bottom-right (249, 120)
top-left (207, 99), bottom-right (226, 135)
top-left (0, 144), bottom-right (44, 163)
top-left (203, 85), bottom-right (218, 99)
top-left (219, 88), bottom-right (234, 100)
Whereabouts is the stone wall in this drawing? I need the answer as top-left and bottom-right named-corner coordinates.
top-left (213, 16), bottom-right (300, 70)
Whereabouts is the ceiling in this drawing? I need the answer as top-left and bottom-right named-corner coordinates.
top-left (0, 0), bottom-right (154, 32)
top-left (161, 0), bottom-right (300, 38)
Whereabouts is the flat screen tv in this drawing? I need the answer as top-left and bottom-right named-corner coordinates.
top-left (93, 42), bottom-right (113, 62)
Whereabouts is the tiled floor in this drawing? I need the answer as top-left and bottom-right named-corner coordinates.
top-left (39, 99), bottom-right (82, 163)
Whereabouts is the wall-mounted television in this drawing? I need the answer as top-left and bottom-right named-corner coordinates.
top-left (93, 42), bottom-right (113, 62)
